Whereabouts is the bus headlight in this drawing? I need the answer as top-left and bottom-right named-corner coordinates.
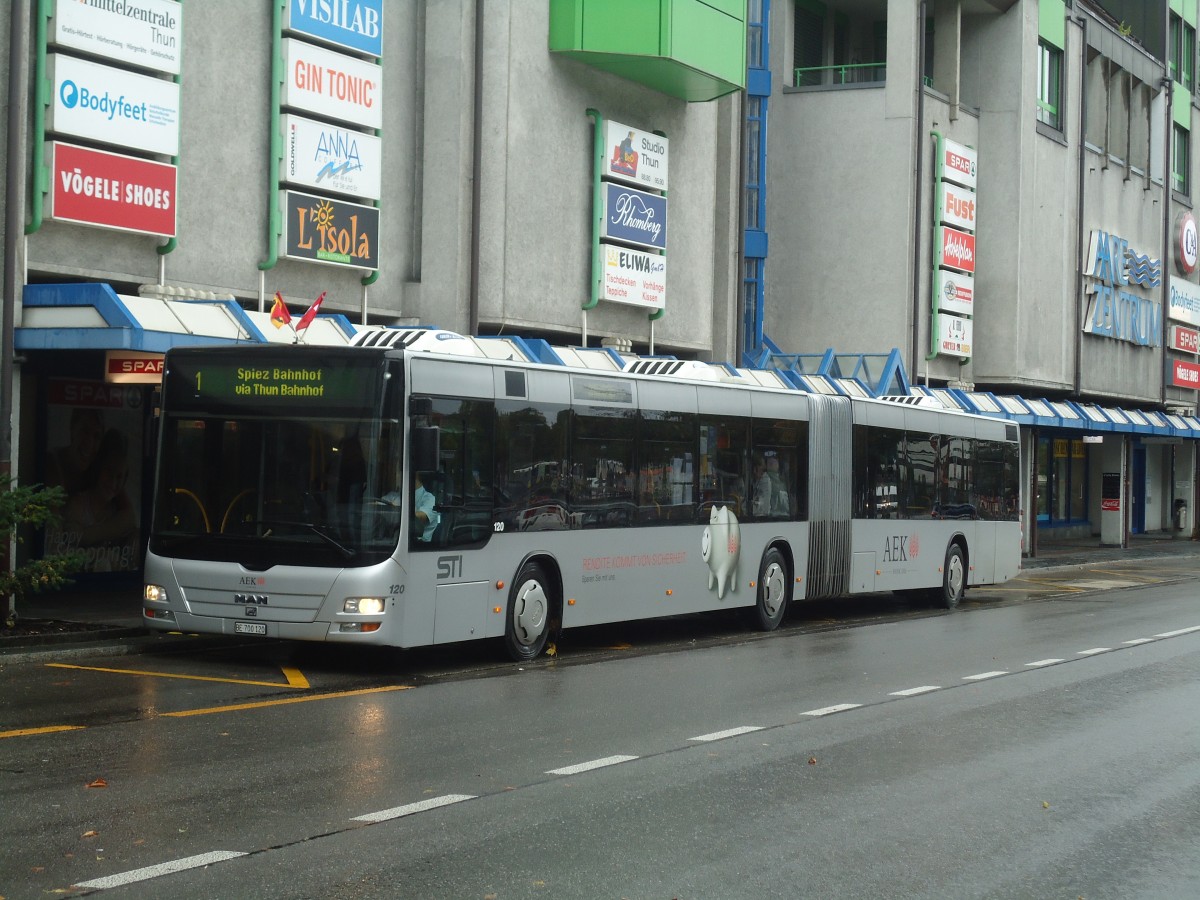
top-left (144, 584), bottom-right (168, 603)
top-left (343, 597), bottom-right (386, 615)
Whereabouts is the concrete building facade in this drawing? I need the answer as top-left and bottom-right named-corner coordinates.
top-left (2, 0), bottom-right (1199, 586)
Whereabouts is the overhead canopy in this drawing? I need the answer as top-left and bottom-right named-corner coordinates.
top-left (911, 386), bottom-right (1200, 440)
top-left (17, 283), bottom-right (356, 351)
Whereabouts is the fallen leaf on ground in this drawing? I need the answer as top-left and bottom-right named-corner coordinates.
top-left (86, 778), bottom-right (107, 788)
top-left (82, 831), bottom-right (99, 838)
top-left (808, 757), bottom-right (817, 765)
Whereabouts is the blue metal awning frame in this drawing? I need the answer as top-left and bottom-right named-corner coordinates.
top-left (16, 282), bottom-right (356, 350)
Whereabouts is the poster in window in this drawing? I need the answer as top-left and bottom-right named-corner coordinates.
top-left (42, 379), bottom-right (144, 573)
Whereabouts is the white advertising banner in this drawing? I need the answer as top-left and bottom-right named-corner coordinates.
top-left (1169, 275), bottom-right (1200, 327)
top-left (936, 268), bottom-right (974, 317)
top-left (939, 181), bottom-right (977, 231)
top-left (48, 54), bottom-right (180, 156)
top-left (52, 0), bottom-right (183, 75)
top-left (602, 244), bottom-right (666, 310)
top-left (282, 38), bottom-right (382, 129)
top-left (602, 119), bottom-right (669, 192)
top-left (937, 313), bottom-right (973, 358)
top-left (940, 137), bottom-right (977, 190)
top-left (282, 114), bottom-right (382, 200)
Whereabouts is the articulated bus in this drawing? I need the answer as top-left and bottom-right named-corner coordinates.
top-left (143, 330), bottom-right (1021, 660)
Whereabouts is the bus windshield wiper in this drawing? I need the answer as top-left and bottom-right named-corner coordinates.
top-left (237, 519), bottom-right (355, 558)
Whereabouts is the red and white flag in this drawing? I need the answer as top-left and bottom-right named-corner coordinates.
top-left (295, 291), bottom-right (326, 332)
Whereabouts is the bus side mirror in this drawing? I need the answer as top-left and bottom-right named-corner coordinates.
top-left (411, 425), bottom-right (439, 472)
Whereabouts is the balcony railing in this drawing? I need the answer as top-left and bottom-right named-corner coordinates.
top-left (794, 62), bottom-right (886, 87)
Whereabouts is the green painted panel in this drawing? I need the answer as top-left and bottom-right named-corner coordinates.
top-left (548, 0), bottom-right (745, 101)
top-left (1187, 0), bottom-right (1198, 27)
top-left (1171, 0), bottom-right (1184, 19)
top-left (1175, 81), bottom-right (1192, 128)
top-left (669, 0), bottom-right (745, 85)
top-left (697, 0), bottom-right (746, 18)
top-left (1039, 0), bottom-right (1065, 50)
top-left (547, 0), bottom-right (582, 51)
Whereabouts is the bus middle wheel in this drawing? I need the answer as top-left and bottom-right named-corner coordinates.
top-left (749, 547), bottom-right (790, 631)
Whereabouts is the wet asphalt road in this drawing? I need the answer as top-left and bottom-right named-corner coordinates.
top-left (1, 557), bottom-right (1198, 898)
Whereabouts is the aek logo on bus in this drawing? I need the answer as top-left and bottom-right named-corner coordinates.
top-left (882, 534), bottom-right (918, 562)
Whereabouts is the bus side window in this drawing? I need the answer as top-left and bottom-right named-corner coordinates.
top-left (698, 418), bottom-right (749, 520)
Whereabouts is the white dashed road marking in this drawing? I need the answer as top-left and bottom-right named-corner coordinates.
top-left (1077, 647), bottom-right (1110, 656)
top-left (1154, 625), bottom-right (1200, 638)
top-left (889, 686), bottom-right (941, 697)
top-left (351, 794), bottom-right (476, 823)
top-left (689, 726), bottom-right (764, 742)
top-left (73, 851), bottom-right (248, 890)
top-left (1123, 638), bottom-right (1153, 645)
top-left (546, 755), bottom-right (638, 776)
top-left (963, 671), bottom-right (1008, 681)
top-left (1025, 658), bottom-right (1065, 667)
top-left (802, 703), bottom-right (862, 717)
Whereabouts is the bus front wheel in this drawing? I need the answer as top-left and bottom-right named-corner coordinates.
top-left (934, 543), bottom-right (965, 610)
top-left (505, 561), bottom-right (553, 661)
top-left (749, 547), bottom-right (790, 631)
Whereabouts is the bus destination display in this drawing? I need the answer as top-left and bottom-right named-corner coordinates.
top-left (166, 354), bottom-right (378, 413)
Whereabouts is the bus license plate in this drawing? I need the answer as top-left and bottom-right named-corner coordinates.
top-left (235, 622), bottom-right (267, 635)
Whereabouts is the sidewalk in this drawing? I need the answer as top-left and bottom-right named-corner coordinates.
top-left (3, 531), bottom-right (1198, 654)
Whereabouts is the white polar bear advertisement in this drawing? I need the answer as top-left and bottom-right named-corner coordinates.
top-left (702, 505), bottom-right (740, 599)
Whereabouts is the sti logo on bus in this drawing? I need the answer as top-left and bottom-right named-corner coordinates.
top-left (437, 555), bottom-right (462, 580)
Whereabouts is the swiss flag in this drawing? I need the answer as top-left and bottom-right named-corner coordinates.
top-left (295, 291), bottom-right (326, 331)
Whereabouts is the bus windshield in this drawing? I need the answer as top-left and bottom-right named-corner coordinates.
top-left (149, 350), bottom-right (402, 568)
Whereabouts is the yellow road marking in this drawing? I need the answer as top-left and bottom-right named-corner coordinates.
top-left (281, 667), bottom-right (310, 688)
top-left (46, 663), bottom-right (306, 689)
top-left (1084, 568), bottom-right (1162, 583)
top-left (162, 684), bottom-right (412, 717)
top-left (1016, 578), bottom-right (1086, 591)
top-left (1, 725), bottom-right (86, 739)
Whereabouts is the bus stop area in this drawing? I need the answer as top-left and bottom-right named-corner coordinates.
top-left (4, 532), bottom-right (1198, 657)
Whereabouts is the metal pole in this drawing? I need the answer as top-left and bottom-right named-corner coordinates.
top-left (4, 0), bottom-right (32, 622)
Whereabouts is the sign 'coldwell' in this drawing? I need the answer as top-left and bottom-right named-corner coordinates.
top-left (49, 54), bottom-right (180, 156)
top-left (603, 119), bottom-right (669, 191)
top-left (282, 114), bottom-right (381, 200)
top-left (49, 142), bottom-right (176, 236)
top-left (283, 190), bottom-right (378, 270)
top-left (603, 245), bottom-right (666, 310)
top-left (284, 0), bottom-right (383, 57)
top-left (602, 183), bottom-right (667, 251)
top-left (282, 38), bottom-right (381, 130)
top-left (52, 0), bottom-right (182, 75)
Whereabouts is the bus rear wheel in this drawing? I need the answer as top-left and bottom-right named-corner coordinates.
top-left (749, 547), bottom-right (790, 631)
top-left (933, 543), bottom-right (965, 610)
top-left (505, 561), bottom-right (553, 661)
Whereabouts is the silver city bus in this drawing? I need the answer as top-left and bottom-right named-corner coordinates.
top-left (143, 330), bottom-right (1021, 660)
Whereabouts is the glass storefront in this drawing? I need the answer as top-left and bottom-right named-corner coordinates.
top-left (1037, 436), bottom-right (1089, 525)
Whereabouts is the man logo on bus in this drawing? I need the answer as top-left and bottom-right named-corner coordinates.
top-left (702, 505), bottom-right (740, 600)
